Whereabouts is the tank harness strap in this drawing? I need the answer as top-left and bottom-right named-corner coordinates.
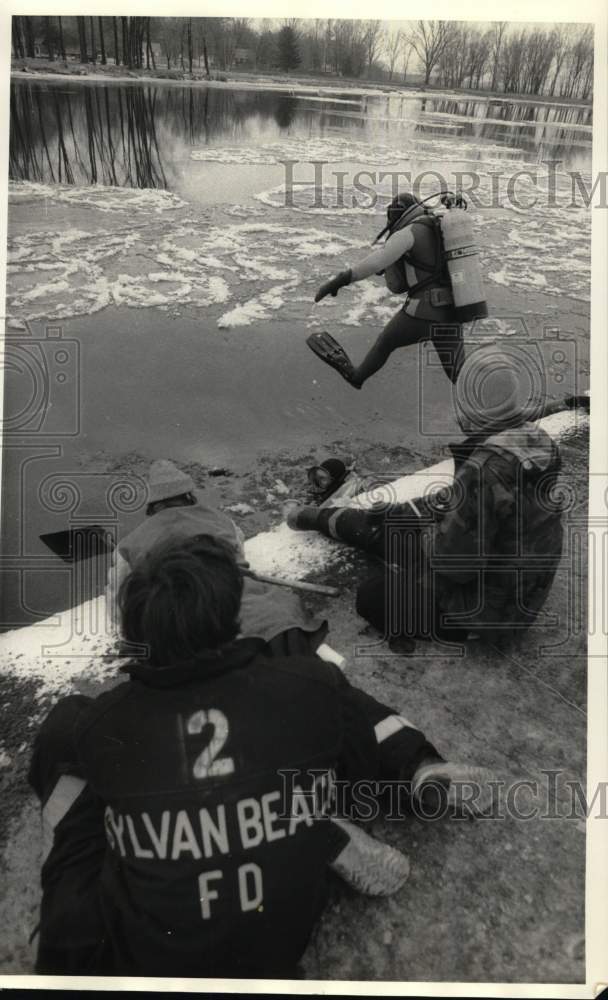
top-left (403, 215), bottom-right (448, 298)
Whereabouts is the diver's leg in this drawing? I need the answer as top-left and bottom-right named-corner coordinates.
top-left (351, 309), bottom-right (430, 388)
top-left (287, 504), bottom-right (387, 557)
top-left (430, 323), bottom-right (465, 384)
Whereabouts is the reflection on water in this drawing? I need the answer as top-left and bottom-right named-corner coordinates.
top-left (9, 79), bottom-right (592, 194)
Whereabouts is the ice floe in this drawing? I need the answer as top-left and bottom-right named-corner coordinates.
top-left (191, 134), bottom-right (542, 170)
top-left (8, 135), bottom-right (593, 329)
top-left (9, 180), bottom-right (186, 214)
top-left (6, 208), bottom-right (366, 325)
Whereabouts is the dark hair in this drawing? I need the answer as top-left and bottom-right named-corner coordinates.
top-left (119, 534), bottom-right (243, 666)
top-left (146, 491), bottom-right (197, 517)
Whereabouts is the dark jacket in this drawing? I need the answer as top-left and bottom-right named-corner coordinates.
top-left (43, 640), bottom-right (432, 978)
top-left (431, 422), bottom-right (563, 634)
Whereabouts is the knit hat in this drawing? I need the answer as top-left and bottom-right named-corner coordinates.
top-left (147, 460), bottom-right (195, 503)
top-left (454, 345), bottom-right (545, 435)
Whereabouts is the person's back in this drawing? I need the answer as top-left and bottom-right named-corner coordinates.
top-left (31, 535), bottom-right (497, 976)
top-left (384, 212), bottom-right (452, 316)
top-left (107, 461), bottom-right (326, 654)
top-left (74, 638), bottom-right (345, 977)
top-left (119, 493), bottom-right (244, 568)
top-left (432, 422), bottom-right (563, 636)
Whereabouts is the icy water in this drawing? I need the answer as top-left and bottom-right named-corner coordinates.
top-left (10, 78), bottom-right (592, 192)
top-left (7, 77), bottom-right (594, 333)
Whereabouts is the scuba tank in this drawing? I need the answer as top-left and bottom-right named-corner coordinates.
top-left (439, 199), bottom-right (488, 321)
top-left (376, 191), bottom-right (489, 322)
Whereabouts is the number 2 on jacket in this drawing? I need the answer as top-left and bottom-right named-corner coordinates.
top-left (186, 708), bottom-right (235, 779)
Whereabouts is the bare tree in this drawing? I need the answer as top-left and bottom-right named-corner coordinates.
top-left (521, 27), bottom-right (554, 95)
top-left (11, 17), bottom-right (25, 59)
top-left (465, 28), bottom-right (491, 89)
top-left (121, 17), bottom-right (128, 66)
top-left (401, 35), bottom-right (413, 83)
top-left (187, 17), bottom-right (193, 73)
top-left (193, 19), bottom-right (211, 76)
top-left (490, 21), bottom-right (507, 91)
top-left (98, 18), bottom-right (106, 65)
top-left (437, 23), bottom-right (470, 88)
top-left (409, 20), bottom-right (452, 85)
top-left (89, 17), bottom-right (96, 63)
top-left (363, 20), bottom-right (384, 76)
top-left (77, 16), bottom-right (88, 63)
top-left (547, 24), bottom-right (572, 95)
top-left (561, 24), bottom-right (593, 98)
top-left (57, 16), bottom-right (66, 61)
top-left (384, 28), bottom-right (403, 82)
top-left (44, 17), bottom-right (54, 60)
top-left (322, 19), bottom-right (333, 73)
top-left (112, 17), bottom-right (120, 64)
top-left (145, 18), bottom-right (156, 70)
top-left (500, 28), bottom-right (527, 93)
top-left (23, 16), bottom-right (36, 58)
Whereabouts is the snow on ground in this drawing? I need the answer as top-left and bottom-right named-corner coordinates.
top-left (0, 597), bottom-right (122, 701)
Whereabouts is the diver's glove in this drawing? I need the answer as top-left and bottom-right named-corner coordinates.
top-left (314, 268), bottom-right (352, 303)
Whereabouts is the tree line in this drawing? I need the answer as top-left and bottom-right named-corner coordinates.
top-left (11, 16), bottom-right (594, 100)
top-left (432, 22), bottom-right (593, 100)
top-left (12, 16), bottom-right (160, 72)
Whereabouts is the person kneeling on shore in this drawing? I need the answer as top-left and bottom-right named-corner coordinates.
top-left (30, 535), bottom-right (493, 978)
top-left (286, 346), bottom-right (564, 647)
top-left (106, 458), bottom-right (329, 659)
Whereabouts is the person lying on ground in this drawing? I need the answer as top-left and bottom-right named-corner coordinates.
top-left (307, 191), bottom-right (467, 389)
top-left (287, 346), bottom-right (564, 648)
top-left (105, 458), bottom-right (331, 660)
top-left (30, 534), bottom-right (493, 978)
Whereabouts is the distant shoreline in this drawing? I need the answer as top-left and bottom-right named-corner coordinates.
top-left (11, 61), bottom-right (593, 110)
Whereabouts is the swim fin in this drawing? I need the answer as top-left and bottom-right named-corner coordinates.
top-left (306, 331), bottom-right (360, 388)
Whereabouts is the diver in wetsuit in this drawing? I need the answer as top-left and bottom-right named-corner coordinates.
top-left (308, 192), bottom-right (465, 388)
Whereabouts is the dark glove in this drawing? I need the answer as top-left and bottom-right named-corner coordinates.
top-left (314, 268), bottom-right (352, 303)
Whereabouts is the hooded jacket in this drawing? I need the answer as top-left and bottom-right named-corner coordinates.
top-left (430, 422), bottom-right (563, 633)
